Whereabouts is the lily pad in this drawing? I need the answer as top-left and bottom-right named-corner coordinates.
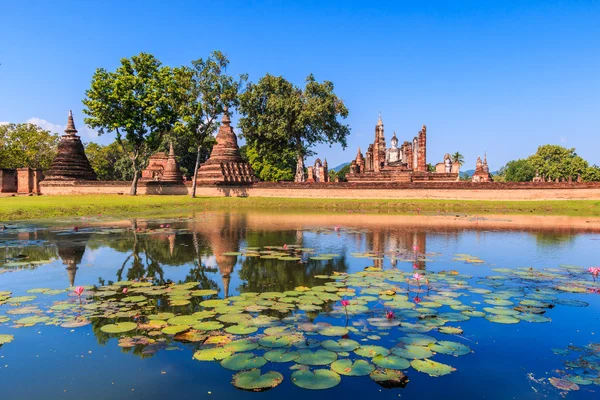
top-left (392, 345), bottom-right (433, 360)
top-left (0, 334), bottom-right (14, 345)
top-left (410, 359), bottom-right (456, 377)
top-left (221, 353), bottom-right (267, 371)
top-left (263, 349), bottom-right (300, 363)
top-left (372, 355), bottom-right (410, 369)
top-left (100, 322), bottom-right (137, 334)
top-left (193, 347), bottom-right (232, 361)
top-left (232, 369), bottom-right (283, 392)
top-left (291, 369), bottom-right (341, 390)
top-left (429, 341), bottom-right (471, 356)
top-left (370, 369), bottom-right (409, 388)
top-left (295, 349), bottom-right (338, 366)
top-left (331, 359), bottom-right (375, 376)
top-left (321, 339), bottom-right (360, 352)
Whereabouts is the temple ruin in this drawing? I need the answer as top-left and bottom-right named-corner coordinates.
top-left (141, 143), bottom-right (183, 183)
top-left (195, 108), bottom-right (255, 185)
top-left (43, 111), bottom-right (97, 181)
top-left (346, 114), bottom-right (457, 182)
top-left (471, 153), bottom-right (493, 182)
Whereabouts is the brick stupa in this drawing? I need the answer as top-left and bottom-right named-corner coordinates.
top-left (141, 143), bottom-right (183, 182)
top-left (195, 108), bottom-right (255, 184)
top-left (44, 111), bottom-right (97, 181)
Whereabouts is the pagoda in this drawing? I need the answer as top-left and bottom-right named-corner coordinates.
top-left (195, 107), bottom-right (255, 184)
top-left (43, 111), bottom-right (97, 181)
top-left (141, 143), bottom-right (183, 182)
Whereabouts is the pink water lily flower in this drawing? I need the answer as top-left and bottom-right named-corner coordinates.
top-left (122, 288), bottom-right (128, 294)
top-left (283, 244), bottom-right (288, 250)
top-left (414, 296), bottom-right (421, 304)
top-left (74, 286), bottom-right (84, 296)
top-left (386, 310), bottom-right (395, 320)
top-left (334, 225), bottom-right (341, 232)
top-left (413, 245), bottom-right (419, 252)
top-left (341, 299), bottom-right (350, 307)
top-left (588, 267), bottom-right (600, 276)
top-left (413, 273), bottom-right (423, 281)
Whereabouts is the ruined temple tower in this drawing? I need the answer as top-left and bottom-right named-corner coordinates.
top-left (372, 113), bottom-right (387, 173)
top-left (43, 111), bottom-right (97, 181)
top-left (196, 107), bottom-right (255, 184)
top-left (162, 143), bottom-right (184, 183)
top-left (417, 125), bottom-right (427, 172)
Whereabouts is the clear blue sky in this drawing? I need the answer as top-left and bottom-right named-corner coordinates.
top-left (1, 0), bottom-right (599, 170)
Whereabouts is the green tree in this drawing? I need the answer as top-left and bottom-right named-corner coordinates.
top-left (82, 53), bottom-right (180, 195)
top-left (238, 74), bottom-right (350, 181)
top-left (335, 164), bottom-right (351, 181)
top-left (240, 144), bottom-right (295, 181)
top-left (528, 145), bottom-right (589, 181)
top-left (502, 158), bottom-right (536, 182)
top-left (85, 141), bottom-right (133, 181)
top-left (451, 152), bottom-right (465, 166)
top-left (426, 163), bottom-right (436, 172)
top-left (172, 51), bottom-right (246, 197)
top-left (0, 123), bottom-right (59, 169)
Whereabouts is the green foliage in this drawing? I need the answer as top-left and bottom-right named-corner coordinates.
top-left (240, 144), bottom-right (295, 182)
top-left (336, 164), bottom-right (351, 181)
top-left (85, 141), bottom-right (134, 181)
top-left (238, 74), bottom-right (350, 177)
top-left (502, 145), bottom-right (599, 182)
top-left (528, 145), bottom-right (588, 181)
top-left (503, 159), bottom-right (536, 182)
top-left (171, 51), bottom-right (246, 195)
top-left (82, 52), bottom-right (180, 194)
top-left (451, 152), bottom-right (465, 166)
top-left (427, 163), bottom-right (436, 172)
top-left (0, 123), bottom-right (59, 169)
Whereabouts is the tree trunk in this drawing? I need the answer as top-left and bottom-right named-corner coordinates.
top-left (191, 145), bottom-right (201, 198)
top-left (130, 169), bottom-right (139, 196)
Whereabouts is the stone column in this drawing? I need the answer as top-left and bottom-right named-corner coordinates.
top-left (417, 125), bottom-right (427, 172)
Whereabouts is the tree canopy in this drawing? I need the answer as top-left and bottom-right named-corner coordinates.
top-left (500, 144), bottom-right (600, 182)
top-left (238, 74), bottom-right (350, 180)
top-left (0, 123), bottom-right (59, 170)
top-left (82, 52), bottom-right (180, 195)
top-left (171, 51), bottom-right (246, 196)
top-left (240, 144), bottom-right (296, 182)
top-left (85, 141), bottom-right (133, 181)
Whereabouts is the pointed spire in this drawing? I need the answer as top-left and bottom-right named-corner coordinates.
top-left (324, 158), bottom-right (328, 167)
top-left (484, 151), bottom-right (488, 165)
top-left (221, 106), bottom-right (231, 125)
top-left (392, 130), bottom-right (397, 139)
top-left (377, 112), bottom-right (383, 126)
top-left (169, 142), bottom-right (175, 158)
top-left (65, 110), bottom-right (78, 135)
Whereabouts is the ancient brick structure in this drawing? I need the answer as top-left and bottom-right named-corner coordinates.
top-left (347, 115), bottom-right (455, 182)
top-left (0, 169), bottom-right (18, 193)
top-left (17, 168), bottom-right (43, 194)
top-left (306, 158), bottom-right (329, 182)
top-left (43, 111), bottom-right (97, 181)
top-left (196, 108), bottom-right (255, 184)
top-left (471, 153), bottom-right (493, 182)
top-left (141, 143), bottom-right (183, 182)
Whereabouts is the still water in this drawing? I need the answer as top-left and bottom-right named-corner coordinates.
top-left (0, 212), bottom-right (599, 399)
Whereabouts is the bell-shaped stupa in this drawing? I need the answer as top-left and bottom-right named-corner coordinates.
top-left (43, 111), bottom-right (97, 181)
top-left (195, 107), bottom-right (255, 184)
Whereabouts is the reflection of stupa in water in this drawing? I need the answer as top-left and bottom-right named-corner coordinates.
top-left (365, 228), bottom-right (426, 269)
top-left (55, 234), bottom-right (90, 286)
top-left (192, 214), bottom-right (247, 298)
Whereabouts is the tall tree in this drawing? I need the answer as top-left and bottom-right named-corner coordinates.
top-left (85, 141), bottom-right (133, 181)
top-left (451, 152), bottom-right (465, 166)
top-left (0, 123), bottom-right (59, 169)
top-left (502, 158), bottom-right (536, 182)
top-left (172, 51), bottom-right (246, 197)
top-left (240, 144), bottom-right (296, 182)
top-left (238, 74), bottom-right (350, 181)
top-left (528, 145), bottom-right (588, 181)
top-left (82, 53), bottom-right (179, 195)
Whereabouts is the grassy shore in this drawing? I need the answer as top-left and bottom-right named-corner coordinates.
top-left (1, 195), bottom-right (600, 221)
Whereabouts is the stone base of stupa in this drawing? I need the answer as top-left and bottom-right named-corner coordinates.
top-left (195, 161), bottom-right (255, 185)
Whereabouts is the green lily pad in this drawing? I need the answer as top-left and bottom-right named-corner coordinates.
top-left (263, 349), bottom-right (300, 363)
top-left (192, 321), bottom-right (224, 331)
top-left (391, 345), bottom-right (433, 360)
top-left (515, 313), bottom-right (551, 323)
top-left (259, 336), bottom-right (293, 348)
top-left (355, 345), bottom-right (390, 358)
top-left (225, 324), bottom-right (258, 335)
top-left (331, 359), bottom-right (375, 376)
top-left (291, 369), bottom-right (341, 390)
top-left (193, 347), bottom-right (232, 361)
top-left (318, 326), bottom-right (349, 337)
top-left (485, 314), bottom-right (520, 324)
top-left (410, 359), bottom-right (456, 377)
top-left (321, 339), bottom-right (360, 352)
top-left (0, 334), bottom-right (14, 345)
top-left (400, 334), bottom-right (437, 346)
top-left (224, 339), bottom-right (260, 353)
top-left (100, 322), bottom-right (137, 334)
top-left (295, 349), bottom-right (338, 365)
top-left (221, 353), bottom-right (267, 371)
top-left (162, 325), bottom-right (190, 335)
top-left (232, 369), bottom-right (283, 392)
top-left (372, 355), bottom-right (410, 369)
top-left (429, 341), bottom-right (471, 356)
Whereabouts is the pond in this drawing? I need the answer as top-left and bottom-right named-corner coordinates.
top-left (0, 212), bottom-right (599, 399)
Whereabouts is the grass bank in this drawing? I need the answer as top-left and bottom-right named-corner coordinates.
top-left (2, 195), bottom-right (600, 221)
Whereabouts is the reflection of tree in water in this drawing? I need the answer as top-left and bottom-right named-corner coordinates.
top-left (534, 231), bottom-right (575, 248)
top-left (238, 255), bottom-right (349, 293)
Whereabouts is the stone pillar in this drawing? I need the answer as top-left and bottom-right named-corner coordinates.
top-left (417, 125), bottom-right (427, 172)
top-left (17, 168), bottom-right (34, 194)
top-left (306, 166), bottom-right (315, 182)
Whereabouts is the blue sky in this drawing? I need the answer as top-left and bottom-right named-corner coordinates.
top-left (1, 0), bottom-right (599, 170)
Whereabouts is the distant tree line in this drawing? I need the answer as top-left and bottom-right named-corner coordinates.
top-left (498, 145), bottom-right (600, 182)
